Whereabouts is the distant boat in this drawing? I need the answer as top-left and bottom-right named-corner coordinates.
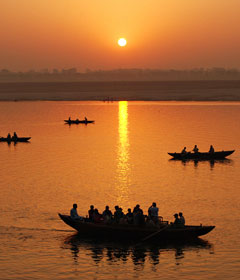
top-left (0, 137), bottom-right (31, 143)
top-left (64, 119), bottom-right (95, 124)
top-left (58, 214), bottom-right (215, 241)
top-left (168, 150), bottom-right (234, 160)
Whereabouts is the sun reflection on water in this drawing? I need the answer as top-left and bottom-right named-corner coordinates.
top-left (116, 101), bottom-right (130, 206)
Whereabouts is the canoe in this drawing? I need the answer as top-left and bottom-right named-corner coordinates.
top-left (58, 214), bottom-right (215, 241)
top-left (168, 150), bottom-right (234, 160)
top-left (64, 120), bottom-right (95, 124)
top-left (0, 137), bottom-right (31, 142)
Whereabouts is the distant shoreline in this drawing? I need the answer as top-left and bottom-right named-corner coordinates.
top-left (1, 80), bottom-right (240, 101)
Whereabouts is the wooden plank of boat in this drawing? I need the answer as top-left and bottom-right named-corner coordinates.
top-left (168, 150), bottom-right (234, 160)
top-left (58, 214), bottom-right (215, 241)
top-left (0, 137), bottom-right (31, 142)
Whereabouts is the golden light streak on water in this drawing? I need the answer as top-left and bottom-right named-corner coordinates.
top-left (116, 101), bottom-right (130, 207)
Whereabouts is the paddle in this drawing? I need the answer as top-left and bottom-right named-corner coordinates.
top-left (135, 224), bottom-right (169, 246)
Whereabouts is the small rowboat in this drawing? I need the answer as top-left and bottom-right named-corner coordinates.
top-left (168, 150), bottom-right (234, 160)
top-left (64, 119), bottom-right (95, 124)
top-left (0, 137), bottom-right (31, 142)
top-left (58, 214), bottom-right (215, 242)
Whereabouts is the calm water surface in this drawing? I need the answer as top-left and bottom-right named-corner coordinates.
top-left (0, 101), bottom-right (240, 279)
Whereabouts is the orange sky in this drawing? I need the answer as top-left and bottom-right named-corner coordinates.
top-left (1, 0), bottom-right (240, 71)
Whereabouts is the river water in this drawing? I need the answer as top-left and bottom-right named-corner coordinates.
top-left (0, 101), bottom-right (239, 279)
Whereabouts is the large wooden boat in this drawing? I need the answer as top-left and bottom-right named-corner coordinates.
top-left (58, 214), bottom-right (215, 242)
top-left (64, 119), bottom-right (95, 124)
top-left (0, 137), bottom-right (31, 142)
top-left (168, 150), bottom-right (234, 160)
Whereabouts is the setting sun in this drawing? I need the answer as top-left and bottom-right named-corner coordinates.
top-left (118, 38), bottom-right (127, 47)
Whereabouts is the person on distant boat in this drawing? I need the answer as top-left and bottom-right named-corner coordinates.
top-left (179, 212), bottom-right (185, 226)
top-left (133, 204), bottom-right (145, 225)
top-left (102, 205), bottom-right (113, 223)
top-left (193, 145), bottom-right (199, 153)
top-left (68, 117), bottom-right (71, 121)
top-left (7, 133), bottom-right (11, 140)
top-left (84, 117), bottom-right (88, 122)
top-left (88, 205), bottom-right (95, 222)
top-left (209, 145), bottom-right (215, 154)
top-left (12, 132), bottom-right (18, 141)
top-left (181, 147), bottom-right (187, 154)
top-left (70, 203), bottom-right (84, 220)
top-left (148, 202), bottom-right (159, 223)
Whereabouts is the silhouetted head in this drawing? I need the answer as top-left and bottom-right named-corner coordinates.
top-left (115, 205), bottom-right (119, 210)
top-left (152, 202), bottom-right (156, 207)
top-left (94, 209), bottom-right (99, 214)
top-left (174, 213), bottom-right (178, 218)
top-left (136, 204), bottom-right (140, 208)
top-left (73, 203), bottom-right (77, 209)
top-left (179, 212), bottom-right (183, 217)
top-left (105, 205), bottom-right (109, 210)
top-left (90, 205), bottom-right (94, 210)
top-left (128, 208), bottom-right (131, 213)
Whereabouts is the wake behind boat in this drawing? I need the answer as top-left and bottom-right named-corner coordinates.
top-left (168, 150), bottom-right (234, 160)
top-left (58, 214), bottom-right (215, 242)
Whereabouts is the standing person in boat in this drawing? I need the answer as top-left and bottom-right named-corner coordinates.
top-left (70, 203), bottom-right (84, 220)
top-left (12, 132), bottom-right (18, 141)
top-left (209, 145), bottom-right (215, 154)
top-left (148, 202), bottom-right (159, 223)
top-left (102, 205), bottom-right (113, 223)
top-left (133, 204), bottom-right (145, 225)
top-left (68, 117), bottom-right (71, 121)
top-left (88, 205), bottom-right (95, 222)
top-left (193, 145), bottom-right (199, 153)
top-left (179, 212), bottom-right (185, 225)
top-left (7, 133), bottom-right (11, 141)
top-left (181, 147), bottom-right (187, 154)
top-left (84, 117), bottom-right (88, 122)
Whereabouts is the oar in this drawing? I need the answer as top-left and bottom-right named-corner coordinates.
top-left (135, 224), bottom-right (169, 246)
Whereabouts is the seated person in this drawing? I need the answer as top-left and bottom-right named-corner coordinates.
top-left (93, 209), bottom-right (103, 223)
top-left (179, 212), bottom-right (185, 225)
top-left (133, 204), bottom-right (145, 225)
top-left (173, 213), bottom-right (181, 226)
top-left (209, 145), bottom-right (215, 154)
top-left (126, 208), bottom-right (133, 224)
top-left (114, 206), bottom-right (124, 223)
top-left (181, 147), bottom-right (187, 154)
top-left (88, 205), bottom-right (95, 222)
top-left (193, 145), bottom-right (199, 153)
top-left (70, 203), bottom-right (84, 220)
top-left (148, 202), bottom-right (159, 223)
top-left (102, 205), bottom-right (112, 223)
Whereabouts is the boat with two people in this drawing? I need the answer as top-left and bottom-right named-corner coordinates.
top-left (0, 132), bottom-right (31, 143)
top-left (168, 145), bottom-right (234, 160)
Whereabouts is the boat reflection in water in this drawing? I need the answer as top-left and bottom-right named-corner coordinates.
top-left (115, 101), bottom-right (130, 205)
top-left (169, 158), bottom-right (233, 169)
top-left (63, 233), bottom-right (213, 266)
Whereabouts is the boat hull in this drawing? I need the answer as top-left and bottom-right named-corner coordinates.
top-left (0, 137), bottom-right (31, 142)
top-left (168, 150), bottom-right (234, 160)
top-left (58, 214), bottom-right (215, 241)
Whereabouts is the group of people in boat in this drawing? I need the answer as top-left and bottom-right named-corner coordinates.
top-left (181, 145), bottom-right (215, 155)
top-left (6, 132), bottom-right (18, 141)
top-left (70, 203), bottom-right (185, 227)
top-left (68, 117), bottom-right (88, 122)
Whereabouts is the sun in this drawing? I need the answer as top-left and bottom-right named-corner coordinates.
top-left (118, 38), bottom-right (127, 47)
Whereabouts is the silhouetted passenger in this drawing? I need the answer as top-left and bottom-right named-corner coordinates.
top-left (68, 117), bottom-right (71, 121)
top-left (7, 133), bottom-right (11, 140)
top-left (181, 147), bottom-right (187, 154)
top-left (126, 208), bottom-right (133, 224)
top-left (114, 206), bottom-right (124, 223)
top-left (209, 145), bottom-right (215, 154)
top-left (193, 145), bottom-right (199, 153)
top-left (102, 205), bottom-right (112, 223)
top-left (88, 205), bottom-right (95, 222)
top-left (173, 213), bottom-right (181, 225)
top-left (148, 202), bottom-right (159, 223)
top-left (85, 117), bottom-right (88, 122)
top-left (179, 212), bottom-right (185, 225)
top-left (133, 204), bottom-right (145, 225)
top-left (93, 209), bottom-right (102, 223)
top-left (70, 203), bottom-right (83, 220)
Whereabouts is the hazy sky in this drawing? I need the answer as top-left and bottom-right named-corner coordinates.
top-left (1, 0), bottom-right (240, 71)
